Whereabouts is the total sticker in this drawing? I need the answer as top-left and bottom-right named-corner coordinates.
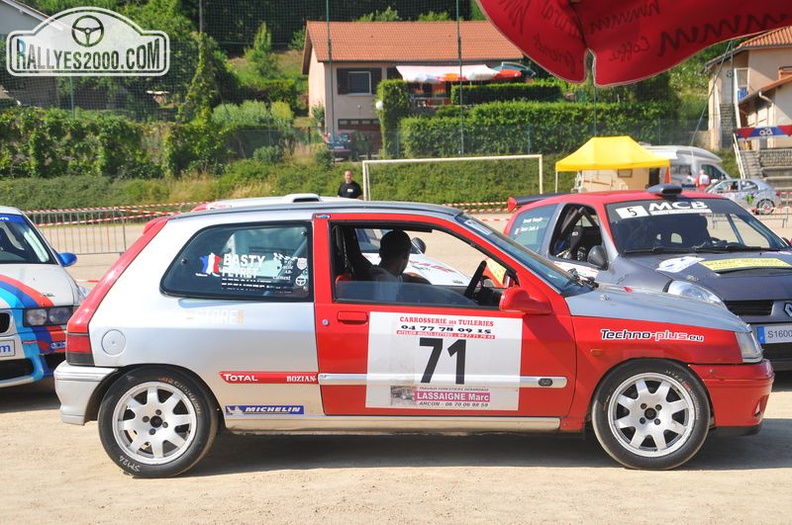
top-left (365, 312), bottom-right (522, 411)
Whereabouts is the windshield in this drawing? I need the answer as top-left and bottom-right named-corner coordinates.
top-left (605, 197), bottom-right (788, 254)
top-left (456, 213), bottom-right (590, 295)
top-left (0, 213), bottom-right (55, 264)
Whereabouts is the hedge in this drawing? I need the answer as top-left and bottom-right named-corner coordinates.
top-left (450, 81), bottom-right (562, 105)
top-left (400, 101), bottom-right (677, 157)
top-left (0, 108), bottom-right (159, 179)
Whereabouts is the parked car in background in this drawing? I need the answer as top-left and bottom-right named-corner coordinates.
top-left (500, 184), bottom-right (792, 370)
top-left (324, 131), bottom-right (358, 161)
top-left (55, 195), bottom-right (772, 477)
top-left (0, 206), bottom-right (86, 388)
top-left (706, 178), bottom-right (782, 214)
top-left (643, 145), bottom-right (733, 186)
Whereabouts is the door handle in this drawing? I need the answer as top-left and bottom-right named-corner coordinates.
top-left (337, 311), bottom-right (368, 324)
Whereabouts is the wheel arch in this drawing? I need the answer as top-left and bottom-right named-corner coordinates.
top-left (85, 364), bottom-right (224, 431)
top-left (584, 357), bottom-right (715, 427)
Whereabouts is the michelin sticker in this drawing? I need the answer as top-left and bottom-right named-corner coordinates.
top-left (614, 200), bottom-right (712, 219)
top-left (225, 405), bottom-right (304, 417)
top-left (366, 312), bottom-right (522, 411)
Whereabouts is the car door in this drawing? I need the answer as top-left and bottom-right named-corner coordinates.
top-left (312, 213), bottom-right (576, 419)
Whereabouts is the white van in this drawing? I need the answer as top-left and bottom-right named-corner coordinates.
top-left (643, 145), bottom-right (733, 186)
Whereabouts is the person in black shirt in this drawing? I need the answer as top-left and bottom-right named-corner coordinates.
top-left (337, 170), bottom-right (363, 199)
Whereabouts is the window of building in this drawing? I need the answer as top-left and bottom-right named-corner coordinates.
top-left (347, 71), bottom-right (371, 94)
top-left (337, 68), bottom-right (382, 95)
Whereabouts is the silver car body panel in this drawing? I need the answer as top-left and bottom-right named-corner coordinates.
top-left (54, 363), bottom-right (115, 424)
top-left (565, 284), bottom-right (749, 332)
top-left (222, 416), bottom-right (560, 433)
top-left (85, 211), bottom-right (324, 425)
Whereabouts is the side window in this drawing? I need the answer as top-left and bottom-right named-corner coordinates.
top-left (332, 224), bottom-right (508, 309)
top-left (702, 164), bottom-right (718, 178)
top-left (161, 223), bottom-right (311, 301)
top-left (549, 206), bottom-right (602, 262)
top-left (508, 206), bottom-right (555, 253)
top-left (550, 205), bottom-right (602, 261)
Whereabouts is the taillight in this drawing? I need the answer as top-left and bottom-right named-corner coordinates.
top-left (65, 333), bottom-right (94, 365)
top-left (65, 216), bottom-right (168, 365)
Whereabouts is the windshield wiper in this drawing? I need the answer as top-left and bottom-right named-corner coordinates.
top-left (692, 244), bottom-right (776, 253)
top-left (623, 246), bottom-right (690, 255)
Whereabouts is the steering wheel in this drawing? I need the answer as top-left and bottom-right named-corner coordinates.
top-left (464, 260), bottom-right (487, 298)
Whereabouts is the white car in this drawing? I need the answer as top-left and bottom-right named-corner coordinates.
top-left (0, 206), bottom-right (85, 387)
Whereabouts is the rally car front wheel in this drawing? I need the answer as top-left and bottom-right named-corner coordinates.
top-left (98, 367), bottom-right (218, 478)
top-left (591, 360), bottom-right (710, 470)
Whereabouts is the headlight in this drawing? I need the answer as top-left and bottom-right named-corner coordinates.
top-left (736, 331), bottom-right (764, 363)
top-left (24, 306), bottom-right (74, 326)
top-left (24, 308), bottom-right (48, 326)
top-left (666, 281), bottom-right (725, 307)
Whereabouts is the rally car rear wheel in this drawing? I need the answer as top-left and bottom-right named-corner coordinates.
top-left (98, 367), bottom-right (218, 478)
top-left (755, 199), bottom-right (774, 215)
top-left (591, 360), bottom-right (709, 470)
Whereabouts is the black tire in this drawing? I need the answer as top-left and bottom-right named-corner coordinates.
top-left (755, 199), bottom-right (774, 215)
top-left (98, 367), bottom-right (218, 478)
top-left (591, 360), bottom-right (710, 470)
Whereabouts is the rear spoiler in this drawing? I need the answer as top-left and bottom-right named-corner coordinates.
top-left (507, 193), bottom-right (569, 212)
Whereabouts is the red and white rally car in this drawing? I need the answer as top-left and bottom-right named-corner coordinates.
top-left (56, 196), bottom-right (773, 477)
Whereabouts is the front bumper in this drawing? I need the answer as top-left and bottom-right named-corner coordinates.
top-left (690, 360), bottom-right (774, 429)
top-left (54, 362), bottom-right (116, 425)
top-left (0, 341), bottom-right (65, 388)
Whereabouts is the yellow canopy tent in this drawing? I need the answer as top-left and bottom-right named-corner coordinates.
top-left (555, 136), bottom-right (671, 192)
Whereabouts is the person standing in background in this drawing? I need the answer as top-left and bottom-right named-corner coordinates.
top-left (695, 169), bottom-right (711, 191)
top-left (337, 170), bottom-right (363, 199)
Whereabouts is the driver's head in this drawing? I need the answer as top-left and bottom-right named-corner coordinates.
top-left (379, 229), bottom-right (411, 273)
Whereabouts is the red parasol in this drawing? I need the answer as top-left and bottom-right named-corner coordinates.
top-left (476, 0), bottom-right (792, 86)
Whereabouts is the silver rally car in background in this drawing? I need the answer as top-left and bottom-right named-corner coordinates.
top-left (504, 184), bottom-right (792, 370)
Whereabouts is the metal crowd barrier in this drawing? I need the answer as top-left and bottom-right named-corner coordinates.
top-left (25, 203), bottom-right (201, 255)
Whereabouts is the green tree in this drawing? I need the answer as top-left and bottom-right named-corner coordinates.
top-left (418, 11), bottom-right (451, 21)
top-left (244, 22), bottom-right (279, 79)
top-left (358, 7), bottom-right (401, 21)
top-left (376, 80), bottom-right (409, 158)
top-left (179, 33), bottom-right (218, 123)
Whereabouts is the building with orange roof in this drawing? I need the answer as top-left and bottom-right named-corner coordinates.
top-left (301, 21), bottom-right (524, 146)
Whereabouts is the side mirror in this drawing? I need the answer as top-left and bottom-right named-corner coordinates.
top-left (499, 287), bottom-right (551, 315)
top-left (411, 237), bottom-right (426, 254)
top-left (57, 252), bottom-right (77, 267)
top-left (586, 245), bottom-right (607, 269)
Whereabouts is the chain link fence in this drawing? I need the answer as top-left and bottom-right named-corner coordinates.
top-left (1, 0), bottom-right (711, 172)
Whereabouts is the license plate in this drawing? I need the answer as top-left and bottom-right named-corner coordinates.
top-left (0, 340), bottom-right (15, 357)
top-left (755, 324), bottom-right (792, 345)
